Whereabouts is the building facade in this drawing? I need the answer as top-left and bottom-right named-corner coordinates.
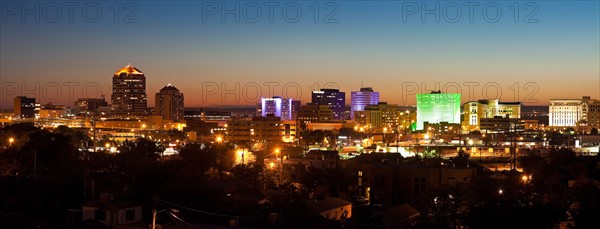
top-left (111, 64), bottom-right (147, 117)
top-left (548, 97), bottom-right (592, 127)
top-left (462, 99), bottom-right (522, 131)
top-left (298, 103), bottom-right (334, 124)
top-left (415, 91), bottom-right (461, 130)
top-left (351, 87), bottom-right (379, 120)
top-left (13, 96), bottom-right (35, 119)
top-left (354, 102), bottom-right (399, 129)
top-left (587, 100), bottom-right (600, 127)
top-left (74, 97), bottom-right (108, 116)
top-left (480, 117), bottom-right (525, 134)
top-left (227, 116), bottom-right (297, 143)
top-left (258, 97), bottom-right (300, 121)
top-left (154, 84), bottom-right (184, 122)
top-left (312, 89), bottom-right (346, 120)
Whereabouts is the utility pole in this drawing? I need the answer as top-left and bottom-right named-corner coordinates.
top-left (279, 150), bottom-right (283, 184)
top-left (510, 119), bottom-right (517, 171)
top-left (33, 150), bottom-right (37, 178)
top-left (152, 197), bottom-right (158, 229)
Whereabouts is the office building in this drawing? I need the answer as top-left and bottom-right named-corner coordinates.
top-left (462, 99), bottom-right (522, 131)
top-left (74, 97), bottom-right (108, 115)
top-left (13, 96), bottom-right (35, 119)
top-left (549, 97), bottom-right (592, 127)
top-left (354, 102), bottom-right (399, 129)
top-left (258, 97), bottom-right (301, 121)
top-left (155, 84), bottom-right (184, 122)
top-left (227, 116), bottom-right (297, 143)
top-left (351, 87), bottom-right (379, 119)
top-left (298, 103), bottom-right (334, 124)
top-left (312, 89), bottom-right (346, 120)
top-left (415, 91), bottom-right (460, 130)
top-left (111, 64), bottom-right (147, 117)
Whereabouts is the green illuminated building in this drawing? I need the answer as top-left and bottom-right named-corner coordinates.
top-left (416, 91), bottom-right (461, 130)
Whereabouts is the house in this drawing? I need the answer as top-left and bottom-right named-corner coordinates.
top-left (82, 193), bottom-right (142, 226)
top-left (85, 172), bottom-right (131, 200)
top-left (385, 204), bottom-right (420, 227)
top-left (312, 197), bottom-right (352, 221)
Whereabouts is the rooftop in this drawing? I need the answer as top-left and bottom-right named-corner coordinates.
top-left (114, 63), bottom-right (144, 77)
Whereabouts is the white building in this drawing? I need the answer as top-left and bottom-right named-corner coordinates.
top-left (549, 97), bottom-right (592, 127)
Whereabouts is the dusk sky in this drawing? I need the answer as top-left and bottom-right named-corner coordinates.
top-left (1, 0), bottom-right (598, 109)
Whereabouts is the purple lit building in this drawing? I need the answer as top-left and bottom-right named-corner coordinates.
top-left (259, 97), bottom-right (300, 121)
top-left (351, 87), bottom-right (379, 120)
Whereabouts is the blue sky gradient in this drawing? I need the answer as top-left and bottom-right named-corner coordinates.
top-left (1, 0), bottom-right (598, 108)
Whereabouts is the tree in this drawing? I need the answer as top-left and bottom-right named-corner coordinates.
top-left (451, 150), bottom-right (470, 167)
top-left (179, 142), bottom-right (217, 177)
top-left (231, 162), bottom-right (263, 185)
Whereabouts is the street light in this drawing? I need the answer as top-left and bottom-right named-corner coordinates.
top-left (8, 137), bottom-right (14, 146)
top-left (275, 148), bottom-right (283, 183)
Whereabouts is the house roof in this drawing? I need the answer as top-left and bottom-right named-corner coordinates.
top-left (313, 197), bottom-right (352, 213)
top-left (388, 204), bottom-right (420, 219)
top-left (83, 200), bottom-right (141, 210)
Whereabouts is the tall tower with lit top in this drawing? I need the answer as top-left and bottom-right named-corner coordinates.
top-left (111, 64), bottom-right (147, 117)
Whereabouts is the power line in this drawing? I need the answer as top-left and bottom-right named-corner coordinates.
top-left (169, 211), bottom-right (193, 227)
top-left (158, 198), bottom-right (270, 219)
top-left (167, 211), bottom-right (192, 229)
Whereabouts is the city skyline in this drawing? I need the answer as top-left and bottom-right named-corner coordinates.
top-left (1, 1), bottom-right (599, 109)
top-left (1, 1), bottom-right (600, 227)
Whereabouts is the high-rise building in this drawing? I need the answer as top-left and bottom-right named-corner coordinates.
top-left (351, 87), bottom-right (379, 119)
top-left (13, 96), bottom-right (35, 119)
top-left (155, 84), bottom-right (184, 122)
top-left (111, 64), bottom-right (147, 117)
top-left (311, 89), bottom-right (346, 120)
top-left (257, 97), bottom-right (301, 121)
top-left (416, 91), bottom-right (460, 130)
top-left (462, 99), bottom-right (522, 131)
top-left (260, 97), bottom-right (284, 118)
top-left (290, 100), bottom-right (301, 121)
top-left (549, 97), bottom-right (592, 127)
